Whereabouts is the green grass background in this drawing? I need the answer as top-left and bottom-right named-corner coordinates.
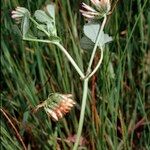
top-left (1, 0), bottom-right (150, 149)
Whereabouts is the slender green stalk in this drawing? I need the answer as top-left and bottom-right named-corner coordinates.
top-left (88, 47), bottom-right (104, 79)
top-left (23, 38), bottom-right (85, 79)
top-left (72, 44), bottom-right (104, 150)
top-left (55, 42), bottom-right (85, 79)
top-left (73, 15), bottom-right (107, 150)
top-left (23, 37), bottom-right (54, 43)
top-left (86, 15), bottom-right (107, 75)
top-left (73, 78), bottom-right (89, 150)
top-left (29, 17), bottom-right (50, 37)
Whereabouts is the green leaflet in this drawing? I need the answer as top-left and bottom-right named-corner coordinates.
top-left (34, 5), bottom-right (57, 38)
top-left (34, 10), bottom-right (53, 23)
top-left (83, 23), bottom-right (113, 48)
top-left (80, 36), bottom-right (94, 50)
top-left (46, 4), bottom-right (55, 21)
top-left (21, 13), bottom-right (30, 37)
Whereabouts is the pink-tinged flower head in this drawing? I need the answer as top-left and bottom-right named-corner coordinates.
top-left (11, 7), bottom-right (30, 23)
top-left (34, 93), bottom-right (76, 121)
top-left (80, 0), bottom-right (111, 20)
top-left (80, 3), bottom-right (100, 19)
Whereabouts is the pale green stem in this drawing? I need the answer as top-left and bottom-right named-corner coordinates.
top-left (73, 15), bottom-right (107, 150)
top-left (23, 37), bottom-right (54, 43)
top-left (72, 47), bottom-right (104, 149)
top-left (72, 78), bottom-right (89, 150)
top-left (26, 17), bottom-right (85, 79)
top-left (23, 37), bottom-right (85, 79)
top-left (88, 47), bottom-right (104, 79)
top-left (29, 17), bottom-right (50, 37)
top-left (53, 42), bottom-right (85, 79)
top-left (86, 15), bottom-right (107, 75)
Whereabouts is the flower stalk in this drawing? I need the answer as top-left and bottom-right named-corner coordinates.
top-left (73, 17), bottom-right (107, 150)
top-left (73, 78), bottom-right (89, 150)
top-left (54, 42), bottom-right (85, 79)
top-left (86, 14), bottom-right (107, 75)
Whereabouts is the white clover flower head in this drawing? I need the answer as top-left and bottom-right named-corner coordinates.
top-left (11, 7), bottom-right (30, 23)
top-left (80, 3), bottom-right (100, 19)
top-left (80, 0), bottom-right (111, 20)
top-left (91, 0), bottom-right (111, 13)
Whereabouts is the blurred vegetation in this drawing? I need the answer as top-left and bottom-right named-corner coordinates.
top-left (1, 0), bottom-right (150, 149)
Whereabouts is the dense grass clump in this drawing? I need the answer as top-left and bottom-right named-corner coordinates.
top-left (1, 0), bottom-right (150, 149)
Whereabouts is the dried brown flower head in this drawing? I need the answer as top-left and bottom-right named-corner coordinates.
top-left (34, 93), bottom-right (76, 121)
